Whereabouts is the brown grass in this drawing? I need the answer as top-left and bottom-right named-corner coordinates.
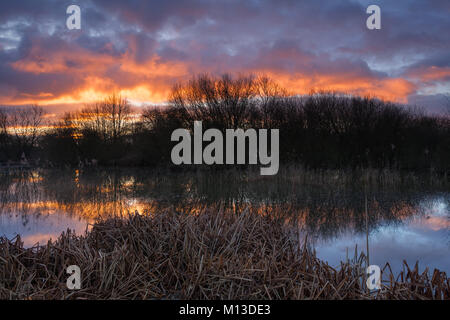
top-left (0, 206), bottom-right (448, 300)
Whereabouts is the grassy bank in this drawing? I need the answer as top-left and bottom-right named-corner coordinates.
top-left (0, 207), bottom-right (448, 300)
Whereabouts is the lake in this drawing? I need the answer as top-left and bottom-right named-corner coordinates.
top-left (0, 167), bottom-right (448, 274)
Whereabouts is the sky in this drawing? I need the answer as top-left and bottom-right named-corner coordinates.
top-left (0, 0), bottom-right (449, 115)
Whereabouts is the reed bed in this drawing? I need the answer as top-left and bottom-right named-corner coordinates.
top-left (0, 206), bottom-right (448, 300)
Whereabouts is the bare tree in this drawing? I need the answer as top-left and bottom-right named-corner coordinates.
top-left (141, 107), bottom-right (166, 130)
top-left (169, 74), bottom-right (259, 128)
top-left (71, 94), bottom-right (132, 143)
top-left (0, 110), bottom-right (9, 156)
top-left (8, 105), bottom-right (44, 155)
top-left (0, 110), bottom-right (7, 136)
top-left (444, 94), bottom-right (450, 117)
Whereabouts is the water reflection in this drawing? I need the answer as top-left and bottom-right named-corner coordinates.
top-left (314, 197), bottom-right (450, 273)
top-left (0, 210), bottom-right (87, 247)
top-left (0, 168), bottom-right (448, 273)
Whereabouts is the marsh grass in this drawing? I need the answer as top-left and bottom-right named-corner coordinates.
top-left (0, 206), bottom-right (448, 300)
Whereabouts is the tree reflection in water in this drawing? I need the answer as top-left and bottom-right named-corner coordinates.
top-left (0, 167), bottom-right (448, 272)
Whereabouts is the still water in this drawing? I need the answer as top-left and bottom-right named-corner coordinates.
top-left (0, 168), bottom-right (449, 274)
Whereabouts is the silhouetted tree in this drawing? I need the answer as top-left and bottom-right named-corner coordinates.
top-left (0, 75), bottom-right (448, 172)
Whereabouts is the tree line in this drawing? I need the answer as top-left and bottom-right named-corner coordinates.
top-left (0, 74), bottom-right (449, 172)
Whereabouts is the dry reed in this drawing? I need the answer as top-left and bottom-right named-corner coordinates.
top-left (0, 206), bottom-right (448, 300)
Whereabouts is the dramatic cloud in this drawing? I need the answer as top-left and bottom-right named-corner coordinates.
top-left (0, 0), bottom-right (449, 113)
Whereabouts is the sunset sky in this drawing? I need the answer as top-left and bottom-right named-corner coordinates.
top-left (1, 0), bottom-right (449, 115)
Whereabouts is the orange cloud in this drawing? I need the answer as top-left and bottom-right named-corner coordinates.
top-left (8, 49), bottom-right (188, 106)
top-left (407, 66), bottom-right (450, 82)
top-left (258, 70), bottom-right (416, 103)
top-left (5, 39), bottom-right (418, 107)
